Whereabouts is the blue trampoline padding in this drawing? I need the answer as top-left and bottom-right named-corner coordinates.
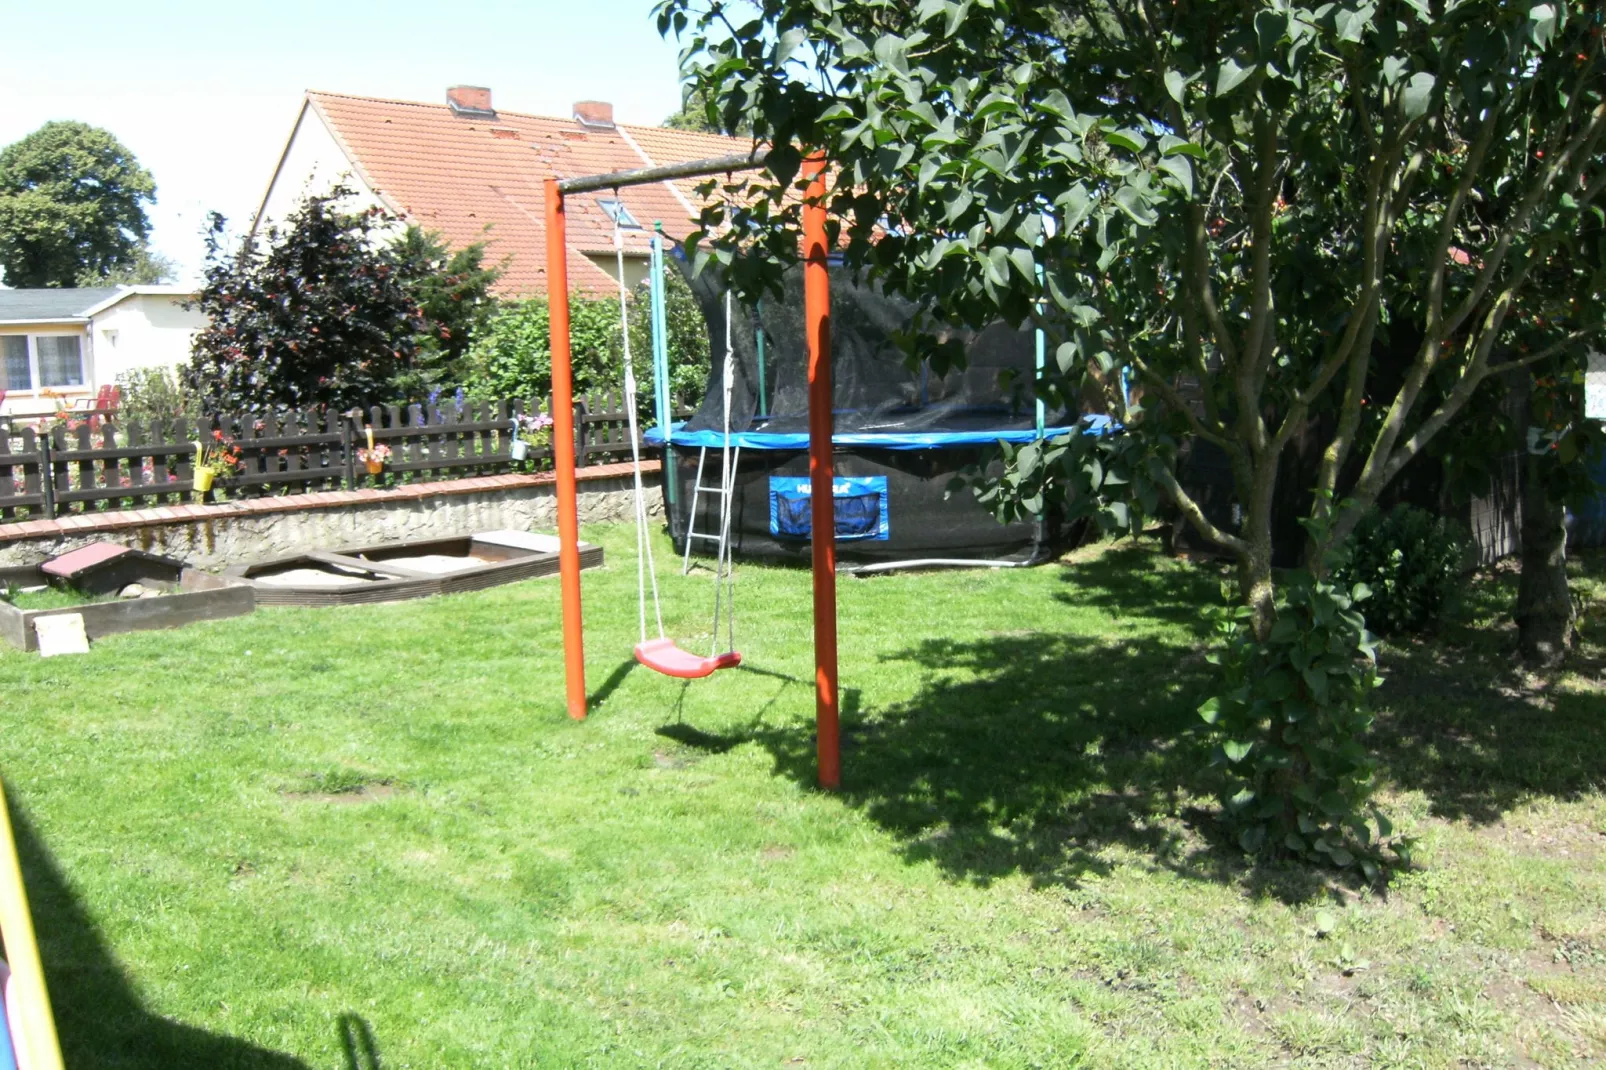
top-left (645, 416), bottom-right (1114, 451)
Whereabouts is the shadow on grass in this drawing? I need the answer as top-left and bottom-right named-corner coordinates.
top-left (338, 1014), bottom-right (382, 1070)
top-left (719, 543), bottom-right (1603, 902)
top-left (1372, 642), bottom-right (1606, 825)
top-left (7, 792), bottom-right (311, 1070)
top-left (724, 545), bottom-right (1336, 902)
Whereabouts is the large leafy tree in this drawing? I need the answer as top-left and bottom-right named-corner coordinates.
top-left (76, 247), bottom-right (177, 288)
top-left (659, 0), bottom-right (1606, 638)
top-left (0, 121), bottom-right (157, 288)
top-left (186, 187), bottom-right (424, 414)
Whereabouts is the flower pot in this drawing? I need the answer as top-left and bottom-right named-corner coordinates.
top-left (194, 469), bottom-right (215, 493)
top-left (510, 440), bottom-right (530, 461)
top-left (365, 460), bottom-right (385, 475)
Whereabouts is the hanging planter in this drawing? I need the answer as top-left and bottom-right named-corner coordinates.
top-left (356, 427), bottom-right (391, 477)
top-left (192, 434), bottom-right (240, 498)
top-left (511, 410), bottom-right (554, 465)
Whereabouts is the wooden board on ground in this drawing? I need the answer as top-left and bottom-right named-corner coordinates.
top-left (33, 613), bottom-right (89, 657)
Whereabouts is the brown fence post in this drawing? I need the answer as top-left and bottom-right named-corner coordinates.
top-left (573, 397), bottom-right (588, 468)
top-left (39, 433), bottom-right (56, 517)
top-left (340, 411), bottom-right (357, 488)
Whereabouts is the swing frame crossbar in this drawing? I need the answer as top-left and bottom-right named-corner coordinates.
top-left (544, 147), bottom-right (841, 790)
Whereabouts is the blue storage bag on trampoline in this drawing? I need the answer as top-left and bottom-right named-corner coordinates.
top-left (770, 476), bottom-right (889, 541)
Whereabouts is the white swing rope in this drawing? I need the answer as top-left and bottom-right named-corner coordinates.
top-left (709, 290), bottom-right (738, 657)
top-left (615, 207), bottom-right (665, 646)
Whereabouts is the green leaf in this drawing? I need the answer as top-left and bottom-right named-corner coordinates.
top-left (1055, 341), bottom-right (1079, 373)
top-left (765, 142), bottom-right (802, 187)
top-left (985, 246), bottom-right (1011, 286)
top-left (1223, 739), bottom-right (1254, 762)
top-left (1216, 58), bottom-right (1256, 96)
top-left (1254, 10), bottom-right (1289, 56)
top-left (1058, 183), bottom-right (1093, 230)
top-left (945, 0), bottom-right (972, 37)
top-left (1112, 185), bottom-right (1159, 227)
top-left (1401, 72), bottom-right (1436, 121)
top-left (1164, 70), bottom-right (1189, 104)
top-left (1105, 128), bottom-right (1148, 153)
top-left (1529, 3), bottom-right (1557, 47)
top-left (1158, 155), bottom-right (1194, 196)
top-left (1314, 910), bottom-right (1338, 936)
top-left (1334, 6), bottom-right (1372, 44)
top-left (1006, 245), bottom-right (1036, 282)
top-left (1036, 88), bottom-right (1072, 119)
top-left (1162, 139), bottom-right (1208, 160)
top-left (777, 26), bottom-right (808, 61)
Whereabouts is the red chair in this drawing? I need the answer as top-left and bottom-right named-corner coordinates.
top-left (73, 385), bottom-right (120, 428)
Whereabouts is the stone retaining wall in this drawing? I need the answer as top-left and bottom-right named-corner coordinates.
top-left (0, 462), bottom-right (658, 570)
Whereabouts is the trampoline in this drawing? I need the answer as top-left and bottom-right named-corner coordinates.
top-left (645, 256), bottom-right (1108, 565)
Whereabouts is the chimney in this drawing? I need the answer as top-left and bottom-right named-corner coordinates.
top-left (573, 100), bottom-right (615, 130)
top-left (447, 85), bottom-right (496, 119)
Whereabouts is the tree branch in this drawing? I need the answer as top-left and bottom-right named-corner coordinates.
top-left (1443, 102), bottom-right (1606, 339)
top-left (1487, 323), bottom-right (1606, 377)
top-left (1149, 457), bottom-right (1249, 556)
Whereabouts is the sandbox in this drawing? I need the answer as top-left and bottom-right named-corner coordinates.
top-left (224, 530), bottom-right (604, 607)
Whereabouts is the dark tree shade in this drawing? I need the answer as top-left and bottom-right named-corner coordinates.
top-left (185, 187), bottom-right (425, 414)
top-left (0, 121), bottom-right (156, 288)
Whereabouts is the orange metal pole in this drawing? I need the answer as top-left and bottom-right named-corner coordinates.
top-left (545, 177), bottom-right (588, 720)
top-left (802, 152), bottom-right (840, 790)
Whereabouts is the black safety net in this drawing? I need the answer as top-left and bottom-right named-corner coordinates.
top-left (676, 258), bottom-right (1065, 436)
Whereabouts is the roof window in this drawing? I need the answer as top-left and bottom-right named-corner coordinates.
top-left (598, 198), bottom-right (642, 230)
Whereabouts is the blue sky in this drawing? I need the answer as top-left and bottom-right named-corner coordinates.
top-left (0, 0), bottom-right (693, 283)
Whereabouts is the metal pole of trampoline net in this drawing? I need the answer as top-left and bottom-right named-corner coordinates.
top-left (545, 177), bottom-right (588, 720)
top-left (803, 151), bottom-right (840, 791)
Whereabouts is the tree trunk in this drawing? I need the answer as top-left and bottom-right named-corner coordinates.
top-left (1239, 462), bottom-right (1278, 640)
top-left (1516, 452), bottom-right (1574, 668)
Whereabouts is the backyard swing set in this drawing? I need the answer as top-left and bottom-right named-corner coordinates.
top-left (543, 150), bottom-right (845, 788)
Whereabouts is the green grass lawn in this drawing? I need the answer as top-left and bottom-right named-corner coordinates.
top-left (1, 585), bottom-right (112, 611)
top-left (0, 524), bottom-right (1602, 1068)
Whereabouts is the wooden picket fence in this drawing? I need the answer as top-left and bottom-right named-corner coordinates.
top-left (0, 392), bottom-right (671, 522)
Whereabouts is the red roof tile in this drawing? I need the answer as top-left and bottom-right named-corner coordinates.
top-left (304, 92), bottom-right (756, 296)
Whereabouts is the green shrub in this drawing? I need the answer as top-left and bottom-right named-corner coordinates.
top-left (461, 271), bottom-right (708, 414)
top-left (1331, 505), bottom-right (1468, 636)
top-left (1200, 573), bottom-right (1406, 878)
top-left (115, 366), bottom-right (200, 426)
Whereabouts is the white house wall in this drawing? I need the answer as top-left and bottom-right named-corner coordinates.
top-left (255, 102), bottom-right (387, 236)
top-left (89, 294), bottom-right (208, 385)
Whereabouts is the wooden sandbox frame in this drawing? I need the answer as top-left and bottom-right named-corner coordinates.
top-left (0, 565), bottom-right (254, 652)
top-left (223, 531), bottom-right (604, 608)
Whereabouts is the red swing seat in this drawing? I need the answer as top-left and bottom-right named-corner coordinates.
top-left (634, 638), bottom-right (742, 680)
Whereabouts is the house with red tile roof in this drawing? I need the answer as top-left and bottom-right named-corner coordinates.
top-left (253, 86), bottom-right (753, 296)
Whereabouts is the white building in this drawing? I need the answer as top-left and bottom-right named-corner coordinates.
top-left (0, 286), bottom-right (204, 415)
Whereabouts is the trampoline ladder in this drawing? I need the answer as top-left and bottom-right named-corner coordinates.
top-left (681, 444), bottom-right (740, 575)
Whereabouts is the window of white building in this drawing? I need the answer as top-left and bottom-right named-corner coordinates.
top-left (0, 334), bottom-right (86, 391)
